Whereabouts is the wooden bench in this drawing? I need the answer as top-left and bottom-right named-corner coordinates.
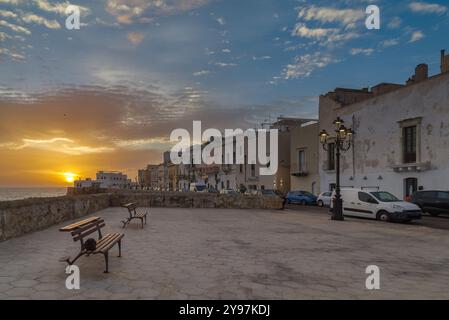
top-left (121, 203), bottom-right (148, 228)
top-left (59, 217), bottom-right (124, 273)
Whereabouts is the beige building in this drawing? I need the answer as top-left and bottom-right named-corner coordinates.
top-left (290, 121), bottom-right (320, 195)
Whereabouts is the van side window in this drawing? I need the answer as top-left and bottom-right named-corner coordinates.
top-left (358, 192), bottom-right (378, 204)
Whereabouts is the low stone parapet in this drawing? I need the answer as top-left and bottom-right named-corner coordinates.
top-left (0, 191), bottom-right (282, 241)
top-left (109, 191), bottom-right (283, 210)
top-left (0, 194), bottom-right (111, 241)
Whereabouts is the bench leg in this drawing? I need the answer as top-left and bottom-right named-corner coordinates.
top-left (103, 252), bottom-right (109, 273)
top-left (144, 214), bottom-right (147, 225)
top-left (118, 240), bottom-right (122, 258)
top-left (141, 217), bottom-right (144, 228)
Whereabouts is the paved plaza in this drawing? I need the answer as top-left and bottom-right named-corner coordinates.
top-left (1, 207), bottom-right (449, 300)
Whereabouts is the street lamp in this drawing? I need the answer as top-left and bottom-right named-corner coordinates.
top-left (319, 117), bottom-right (354, 221)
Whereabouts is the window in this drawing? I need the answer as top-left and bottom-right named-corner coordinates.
top-left (371, 192), bottom-right (399, 202)
top-left (298, 149), bottom-right (306, 172)
top-left (327, 143), bottom-right (335, 170)
top-left (358, 192), bottom-right (378, 204)
top-left (403, 126), bottom-right (417, 163)
top-left (437, 192), bottom-right (449, 200)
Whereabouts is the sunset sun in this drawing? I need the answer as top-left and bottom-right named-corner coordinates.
top-left (63, 172), bottom-right (77, 183)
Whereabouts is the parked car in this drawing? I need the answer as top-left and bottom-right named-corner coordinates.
top-left (317, 192), bottom-right (333, 207)
top-left (189, 183), bottom-right (207, 192)
top-left (286, 191), bottom-right (317, 205)
top-left (220, 189), bottom-right (239, 196)
top-left (331, 188), bottom-right (422, 223)
top-left (244, 189), bottom-right (259, 196)
top-left (410, 190), bottom-right (449, 216)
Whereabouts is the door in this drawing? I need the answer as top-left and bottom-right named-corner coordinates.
top-left (437, 192), bottom-right (449, 214)
top-left (344, 192), bottom-right (378, 218)
top-left (404, 178), bottom-right (418, 200)
top-left (422, 191), bottom-right (438, 214)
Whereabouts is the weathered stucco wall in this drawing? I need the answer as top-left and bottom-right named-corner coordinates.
top-left (319, 72), bottom-right (449, 197)
top-left (0, 194), bottom-right (111, 241)
top-left (0, 192), bottom-right (283, 242)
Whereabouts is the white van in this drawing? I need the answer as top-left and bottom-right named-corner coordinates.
top-left (332, 188), bottom-right (422, 222)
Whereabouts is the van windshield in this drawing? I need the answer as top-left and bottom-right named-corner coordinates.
top-left (371, 192), bottom-right (400, 202)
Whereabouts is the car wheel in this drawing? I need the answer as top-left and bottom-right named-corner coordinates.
top-left (377, 211), bottom-right (390, 222)
top-left (301, 200), bottom-right (307, 206)
top-left (317, 200), bottom-right (324, 207)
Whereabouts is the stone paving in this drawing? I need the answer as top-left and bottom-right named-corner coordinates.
top-left (1, 207), bottom-right (449, 300)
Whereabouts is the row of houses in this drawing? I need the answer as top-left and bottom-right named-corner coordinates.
top-left (139, 49), bottom-right (449, 199)
top-left (138, 117), bottom-right (315, 194)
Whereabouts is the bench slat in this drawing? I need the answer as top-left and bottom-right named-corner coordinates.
top-left (71, 219), bottom-right (105, 236)
top-left (59, 216), bottom-right (100, 232)
top-left (94, 233), bottom-right (124, 253)
top-left (73, 224), bottom-right (105, 242)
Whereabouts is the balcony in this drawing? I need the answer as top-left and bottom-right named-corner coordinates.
top-left (391, 161), bottom-right (431, 173)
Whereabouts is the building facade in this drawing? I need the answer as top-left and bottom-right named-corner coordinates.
top-left (319, 50), bottom-right (449, 199)
top-left (74, 171), bottom-right (130, 189)
top-left (290, 122), bottom-right (320, 194)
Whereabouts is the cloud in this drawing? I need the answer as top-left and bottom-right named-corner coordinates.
top-left (3, 138), bottom-right (114, 155)
top-left (409, 2), bottom-right (448, 14)
top-left (291, 23), bottom-right (359, 47)
top-left (115, 137), bottom-right (174, 151)
top-left (297, 5), bottom-right (365, 29)
top-left (350, 48), bottom-right (374, 56)
top-left (22, 13), bottom-right (61, 29)
top-left (216, 16), bottom-right (225, 25)
top-left (253, 55), bottom-right (271, 61)
top-left (0, 20), bottom-right (31, 34)
top-left (0, 47), bottom-right (25, 60)
top-left (0, 10), bottom-right (18, 19)
top-left (292, 23), bottom-right (338, 39)
top-left (105, 0), bottom-right (210, 24)
top-left (409, 30), bottom-right (425, 43)
top-left (381, 39), bottom-right (399, 47)
top-left (34, 0), bottom-right (90, 16)
top-left (387, 17), bottom-right (402, 29)
top-left (193, 70), bottom-right (210, 76)
top-left (215, 62), bottom-right (237, 67)
top-left (282, 52), bottom-right (339, 79)
top-left (127, 31), bottom-right (145, 44)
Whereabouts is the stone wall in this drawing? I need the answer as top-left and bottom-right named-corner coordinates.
top-left (0, 194), bottom-right (111, 241)
top-left (0, 191), bottom-right (283, 242)
top-left (109, 191), bottom-right (284, 210)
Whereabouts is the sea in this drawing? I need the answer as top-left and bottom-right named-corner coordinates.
top-left (0, 187), bottom-right (68, 202)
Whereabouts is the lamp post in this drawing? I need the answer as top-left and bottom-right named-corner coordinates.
top-left (319, 117), bottom-right (354, 221)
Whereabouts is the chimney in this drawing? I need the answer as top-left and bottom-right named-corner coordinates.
top-left (441, 49), bottom-right (449, 74)
top-left (414, 64), bottom-right (428, 82)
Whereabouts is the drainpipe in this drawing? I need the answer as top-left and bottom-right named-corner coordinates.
top-left (352, 114), bottom-right (356, 180)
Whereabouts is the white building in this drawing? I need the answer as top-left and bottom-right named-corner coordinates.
top-left (74, 171), bottom-right (129, 189)
top-left (319, 50), bottom-right (449, 199)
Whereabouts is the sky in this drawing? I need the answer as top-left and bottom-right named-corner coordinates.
top-left (0, 0), bottom-right (448, 187)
